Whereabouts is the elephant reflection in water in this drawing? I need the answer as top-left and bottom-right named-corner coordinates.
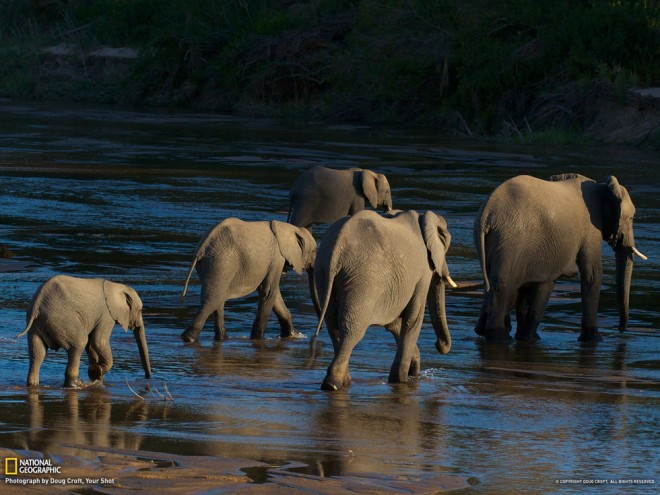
top-left (307, 388), bottom-right (448, 477)
top-left (22, 391), bottom-right (148, 457)
top-left (191, 340), bottom-right (296, 381)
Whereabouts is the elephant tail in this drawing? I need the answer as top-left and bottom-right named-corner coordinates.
top-left (312, 267), bottom-right (335, 343)
top-left (181, 256), bottom-right (199, 301)
top-left (15, 312), bottom-right (37, 339)
top-left (476, 225), bottom-right (491, 293)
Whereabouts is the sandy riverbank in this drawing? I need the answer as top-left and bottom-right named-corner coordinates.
top-left (1, 446), bottom-right (471, 494)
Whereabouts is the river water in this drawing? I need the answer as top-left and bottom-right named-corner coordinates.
top-left (0, 101), bottom-right (658, 493)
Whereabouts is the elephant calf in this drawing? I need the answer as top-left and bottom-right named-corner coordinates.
top-left (288, 166), bottom-right (393, 229)
top-left (313, 209), bottom-right (456, 391)
top-left (180, 218), bottom-right (317, 342)
top-left (17, 275), bottom-right (151, 388)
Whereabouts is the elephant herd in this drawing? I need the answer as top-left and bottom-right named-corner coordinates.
top-left (16, 166), bottom-right (647, 391)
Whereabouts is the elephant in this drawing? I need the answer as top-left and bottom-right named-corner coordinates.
top-left (474, 173), bottom-right (647, 342)
top-left (288, 166), bottom-right (393, 229)
top-left (16, 275), bottom-right (151, 388)
top-left (313, 209), bottom-right (457, 391)
top-left (180, 218), bottom-right (317, 342)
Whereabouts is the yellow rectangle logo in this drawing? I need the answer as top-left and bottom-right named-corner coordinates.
top-left (5, 457), bottom-right (18, 475)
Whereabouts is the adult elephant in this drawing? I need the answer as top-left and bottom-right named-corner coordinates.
top-left (288, 166), bottom-right (393, 229)
top-left (180, 218), bottom-right (317, 342)
top-left (313, 209), bottom-right (456, 391)
top-left (474, 173), bottom-right (647, 342)
top-left (16, 275), bottom-right (151, 388)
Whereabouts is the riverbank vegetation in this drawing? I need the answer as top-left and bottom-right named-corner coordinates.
top-left (1, 0), bottom-right (659, 144)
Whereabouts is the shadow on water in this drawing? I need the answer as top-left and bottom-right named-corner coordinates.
top-left (0, 101), bottom-right (658, 493)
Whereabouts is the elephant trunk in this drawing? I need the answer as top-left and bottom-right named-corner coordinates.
top-left (133, 324), bottom-right (152, 379)
top-left (428, 273), bottom-right (451, 354)
top-left (615, 249), bottom-right (633, 332)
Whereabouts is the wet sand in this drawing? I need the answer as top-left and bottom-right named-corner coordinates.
top-left (1, 446), bottom-right (470, 494)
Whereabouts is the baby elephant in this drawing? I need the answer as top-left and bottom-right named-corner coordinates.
top-left (17, 275), bottom-right (151, 388)
top-left (180, 218), bottom-right (317, 342)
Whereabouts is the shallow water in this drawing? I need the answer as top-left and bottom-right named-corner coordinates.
top-left (0, 100), bottom-right (658, 493)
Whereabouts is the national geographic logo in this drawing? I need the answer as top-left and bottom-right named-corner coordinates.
top-left (5, 458), bottom-right (17, 475)
top-left (4, 458), bottom-right (61, 475)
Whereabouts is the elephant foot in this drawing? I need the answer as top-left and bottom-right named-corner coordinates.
top-left (88, 364), bottom-right (105, 382)
top-left (321, 378), bottom-right (340, 391)
top-left (278, 321), bottom-right (297, 338)
top-left (213, 331), bottom-right (227, 342)
top-left (63, 376), bottom-right (83, 389)
top-left (321, 372), bottom-right (349, 391)
top-left (515, 330), bottom-right (541, 342)
top-left (388, 373), bottom-right (409, 384)
top-left (281, 329), bottom-right (304, 339)
top-left (578, 327), bottom-right (603, 342)
top-left (484, 328), bottom-right (513, 343)
top-left (181, 328), bottom-right (200, 343)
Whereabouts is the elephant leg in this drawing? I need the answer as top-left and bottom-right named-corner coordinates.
top-left (484, 279), bottom-right (516, 342)
top-left (182, 291), bottom-right (225, 342)
top-left (251, 269), bottom-right (285, 340)
top-left (514, 285), bottom-right (532, 339)
top-left (87, 325), bottom-right (114, 382)
top-left (272, 291), bottom-right (298, 338)
top-left (386, 318), bottom-right (417, 377)
top-left (27, 332), bottom-right (47, 388)
top-left (321, 318), bottom-right (366, 391)
top-left (578, 259), bottom-right (603, 341)
top-left (389, 296), bottom-right (425, 383)
top-left (213, 307), bottom-right (227, 341)
top-left (64, 344), bottom-right (85, 388)
top-left (474, 297), bottom-right (488, 337)
top-left (516, 282), bottom-right (553, 341)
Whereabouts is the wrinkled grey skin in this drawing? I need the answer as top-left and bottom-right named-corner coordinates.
top-left (288, 166), bottom-right (393, 229)
top-left (313, 209), bottom-right (454, 391)
top-left (17, 275), bottom-right (151, 388)
top-left (181, 218), bottom-right (317, 342)
top-left (474, 173), bottom-right (645, 342)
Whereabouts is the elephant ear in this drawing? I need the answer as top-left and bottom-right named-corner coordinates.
top-left (421, 211), bottom-right (451, 277)
top-left (103, 280), bottom-right (132, 331)
top-left (270, 220), bottom-right (309, 275)
top-left (603, 175), bottom-right (625, 241)
top-left (360, 169), bottom-right (379, 208)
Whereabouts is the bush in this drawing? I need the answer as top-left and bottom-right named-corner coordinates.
top-left (0, 0), bottom-right (658, 133)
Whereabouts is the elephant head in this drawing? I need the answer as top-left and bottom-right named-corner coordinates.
top-left (361, 169), bottom-right (393, 211)
top-left (601, 176), bottom-right (647, 332)
top-left (103, 282), bottom-right (151, 378)
top-left (420, 211), bottom-right (457, 354)
top-left (270, 220), bottom-right (317, 274)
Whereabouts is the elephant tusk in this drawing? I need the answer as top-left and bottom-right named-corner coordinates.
top-left (632, 247), bottom-right (648, 260)
top-left (445, 274), bottom-right (458, 288)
